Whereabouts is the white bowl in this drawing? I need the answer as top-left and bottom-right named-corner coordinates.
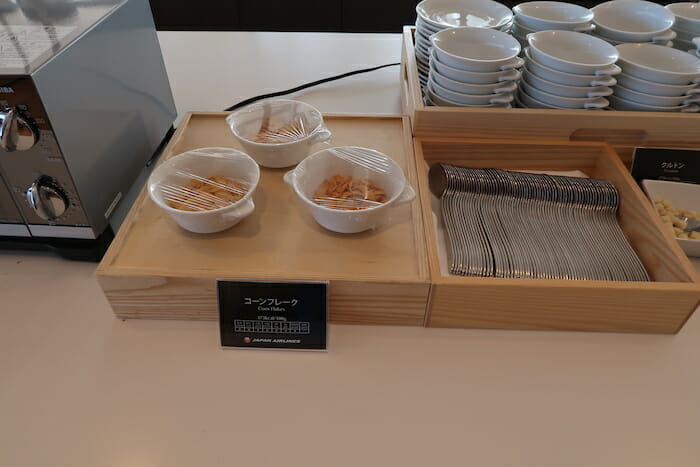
top-left (616, 72), bottom-right (700, 97)
top-left (589, 30), bottom-right (675, 47)
top-left (522, 69), bottom-right (613, 98)
top-left (519, 78), bottom-right (609, 108)
top-left (523, 48), bottom-right (619, 86)
top-left (428, 78), bottom-right (515, 105)
top-left (527, 30), bottom-right (619, 74)
top-left (148, 148), bottom-right (260, 234)
top-left (416, 16), bottom-right (442, 35)
top-left (608, 94), bottom-right (700, 112)
top-left (430, 50), bottom-right (522, 83)
top-left (642, 179), bottom-right (700, 257)
top-left (429, 68), bottom-right (519, 94)
top-left (283, 147), bottom-right (415, 234)
top-left (431, 27), bottom-right (523, 72)
top-left (613, 84), bottom-right (700, 106)
top-left (425, 83), bottom-right (513, 107)
top-left (666, 3), bottom-right (700, 33)
top-left (513, 1), bottom-right (593, 31)
top-left (592, 0), bottom-right (676, 43)
top-left (517, 87), bottom-right (567, 108)
top-left (226, 99), bottom-right (332, 168)
top-left (616, 43), bottom-right (700, 85)
top-left (416, 0), bottom-right (513, 30)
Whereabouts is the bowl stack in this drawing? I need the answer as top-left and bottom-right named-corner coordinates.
top-left (510, 1), bottom-right (594, 49)
top-left (414, 0), bottom-right (514, 88)
top-left (666, 3), bottom-right (700, 54)
top-left (591, 0), bottom-right (676, 47)
top-left (610, 43), bottom-right (700, 112)
top-left (425, 27), bottom-right (522, 107)
top-left (517, 31), bottom-right (619, 109)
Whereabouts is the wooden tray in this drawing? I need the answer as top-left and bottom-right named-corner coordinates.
top-left (414, 137), bottom-right (700, 333)
top-left (97, 113), bottom-right (430, 325)
top-left (401, 26), bottom-right (700, 165)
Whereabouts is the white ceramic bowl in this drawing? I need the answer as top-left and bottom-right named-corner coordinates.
top-left (425, 83), bottom-right (513, 107)
top-left (416, 0), bottom-right (513, 29)
top-left (642, 179), bottom-right (700, 257)
top-left (429, 68), bottom-right (519, 94)
top-left (616, 72), bottom-right (700, 97)
top-left (148, 148), bottom-right (260, 234)
top-left (517, 88), bottom-right (567, 108)
top-left (590, 30), bottom-right (676, 47)
top-left (608, 94), bottom-right (700, 112)
top-left (666, 3), bottom-right (700, 33)
top-left (227, 99), bottom-right (332, 168)
top-left (519, 78), bottom-right (609, 108)
top-left (523, 48), bottom-right (619, 86)
top-left (431, 27), bottom-right (523, 72)
top-left (522, 69), bottom-right (613, 98)
top-left (416, 16), bottom-right (442, 35)
top-left (513, 1), bottom-right (593, 31)
top-left (616, 43), bottom-right (700, 85)
top-left (428, 78), bottom-right (515, 105)
top-left (592, 0), bottom-right (676, 43)
top-left (283, 147), bottom-right (415, 233)
top-left (527, 30), bottom-right (619, 74)
top-left (613, 84), bottom-right (700, 106)
top-left (430, 51), bottom-right (522, 83)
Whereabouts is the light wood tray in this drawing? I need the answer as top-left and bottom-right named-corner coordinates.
top-left (401, 26), bottom-right (700, 165)
top-left (414, 137), bottom-right (700, 333)
top-left (97, 113), bottom-right (430, 325)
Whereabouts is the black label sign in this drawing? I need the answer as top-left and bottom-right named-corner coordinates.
top-left (218, 280), bottom-right (327, 350)
top-left (631, 147), bottom-right (700, 185)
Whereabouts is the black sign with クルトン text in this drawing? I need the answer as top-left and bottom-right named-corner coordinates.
top-left (218, 280), bottom-right (327, 350)
top-left (631, 148), bottom-right (700, 185)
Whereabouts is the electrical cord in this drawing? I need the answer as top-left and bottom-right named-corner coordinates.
top-left (224, 62), bottom-right (400, 112)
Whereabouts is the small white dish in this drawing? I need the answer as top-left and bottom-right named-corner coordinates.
top-left (430, 50), bottom-right (522, 83)
top-left (416, 0), bottom-right (513, 29)
top-left (523, 48), bottom-right (619, 86)
top-left (517, 87), bottom-right (567, 108)
top-left (527, 30), bottom-right (619, 75)
top-left (589, 30), bottom-right (675, 47)
top-left (428, 79), bottom-right (515, 105)
top-left (283, 147), bottom-right (415, 234)
top-left (519, 78), bottom-right (610, 108)
top-left (513, 1), bottom-right (593, 30)
top-left (592, 0), bottom-right (676, 43)
top-left (616, 43), bottom-right (700, 85)
top-left (429, 68), bottom-right (519, 94)
top-left (227, 99), bottom-right (332, 168)
top-left (431, 27), bottom-right (523, 72)
top-left (613, 84), bottom-right (700, 107)
top-left (148, 148), bottom-right (260, 234)
top-left (608, 94), bottom-right (700, 112)
top-left (642, 179), bottom-right (700, 257)
top-left (616, 72), bottom-right (700, 97)
top-left (425, 82), bottom-right (513, 107)
top-left (666, 3), bottom-right (700, 33)
top-left (522, 69), bottom-right (613, 98)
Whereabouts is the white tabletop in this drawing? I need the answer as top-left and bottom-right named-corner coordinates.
top-left (1, 31), bottom-right (700, 467)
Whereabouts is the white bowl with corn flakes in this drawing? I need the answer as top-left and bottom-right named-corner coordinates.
top-left (148, 147), bottom-right (260, 234)
top-left (642, 179), bottom-right (700, 257)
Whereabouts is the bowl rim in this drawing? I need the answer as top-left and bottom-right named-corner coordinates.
top-left (148, 147), bottom-right (260, 216)
top-left (665, 2), bottom-right (700, 22)
top-left (528, 30), bottom-right (619, 69)
top-left (592, 0), bottom-right (675, 36)
top-left (289, 146), bottom-right (407, 214)
top-left (514, 1), bottom-right (594, 25)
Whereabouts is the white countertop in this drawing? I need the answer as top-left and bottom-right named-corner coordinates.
top-left (1, 31), bottom-right (700, 467)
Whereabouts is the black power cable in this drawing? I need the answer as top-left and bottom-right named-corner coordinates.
top-left (224, 62), bottom-right (400, 112)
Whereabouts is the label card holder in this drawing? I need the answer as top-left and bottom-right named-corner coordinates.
top-left (218, 280), bottom-right (328, 351)
top-left (631, 147), bottom-right (700, 185)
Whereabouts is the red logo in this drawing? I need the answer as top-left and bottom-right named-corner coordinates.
top-left (243, 337), bottom-right (251, 344)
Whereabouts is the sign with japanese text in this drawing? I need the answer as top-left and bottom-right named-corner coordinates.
top-left (631, 148), bottom-right (700, 185)
top-left (217, 280), bottom-right (327, 350)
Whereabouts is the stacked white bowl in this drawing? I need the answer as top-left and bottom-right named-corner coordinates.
top-left (591, 0), bottom-right (676, 48)
top-left (414, 0), bottom-right (514, 88)
top-left (425, 27), bottom-right (522, 107)
top-left (517, 31), bottom-right (619, 109)
top-left (510, 1), bottom-right (594, 49)
top-left (666, 3), bottom-right (700, 54)
top-left (610, 43), bottom-right (700, 112)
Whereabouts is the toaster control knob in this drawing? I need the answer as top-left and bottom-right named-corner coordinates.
top-left (0, 107), bottom-right (39, 151)
top-left (26, 176), bottom-right (69, 220)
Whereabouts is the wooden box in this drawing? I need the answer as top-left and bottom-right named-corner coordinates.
top-left (97, 113), bottom-right (430, 325)
top-left (401, 26), bottom-right (700, 165)
top-left (414, 137), bottom-right (700, 333)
